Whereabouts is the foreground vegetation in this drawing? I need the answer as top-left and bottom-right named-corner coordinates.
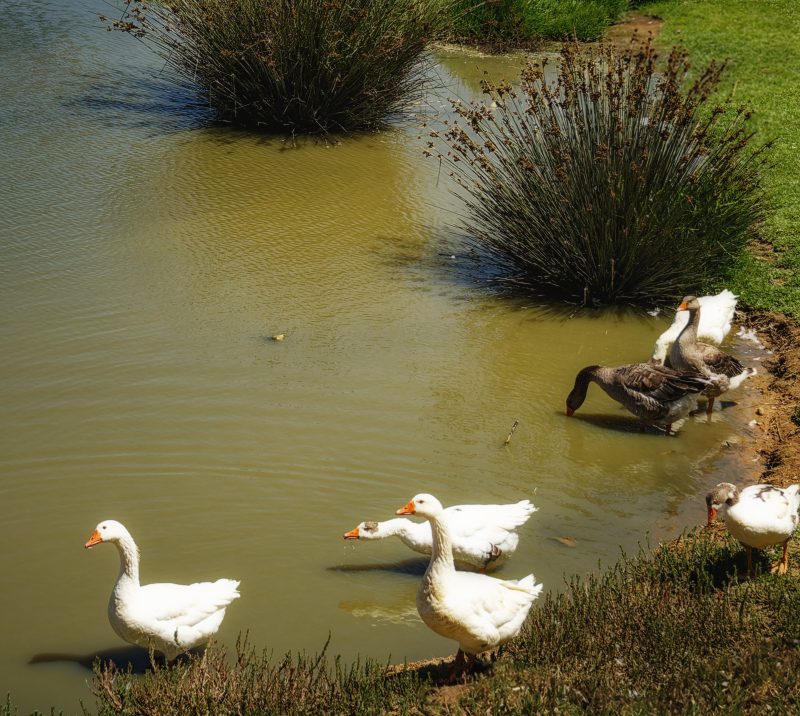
top-left (432, 38), bottom-right (770, 306)
top-left (56, 532), bottom-right (796, 714)
top-left (644, 0), bottom-right (800, 317)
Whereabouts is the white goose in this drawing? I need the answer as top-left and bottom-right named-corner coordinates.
top-left (84, 520), bottom-right (240, 661)
top-left (651, 289), bottom-right (737, 364)
top-left (343, 499), bottom-right (536, 571)
top-left (396, 494), bottom-right (543, 677)
top-left (706, 482), bottom-right (800, 578)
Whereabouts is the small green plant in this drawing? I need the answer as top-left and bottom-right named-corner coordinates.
top-left (107, 0), bottom-right (452, 134)
top-left (431, 37), bottom-right (772, 306)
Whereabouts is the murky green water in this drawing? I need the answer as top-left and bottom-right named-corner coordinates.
top-left (0, 3), bottom-right (762, 713)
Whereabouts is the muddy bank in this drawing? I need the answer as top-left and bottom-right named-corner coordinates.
top-left (742, 311), bottom-right (800, 489)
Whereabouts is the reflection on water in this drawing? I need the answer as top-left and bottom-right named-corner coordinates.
top-left (0, 2), bottom-right (764, 713)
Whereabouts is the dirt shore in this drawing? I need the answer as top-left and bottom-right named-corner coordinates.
top-left (741, 311), bottom-right (800, 489)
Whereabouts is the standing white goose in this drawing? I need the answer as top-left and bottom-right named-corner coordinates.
top-left (343, 499), bottom-right (536, 571)
top-left (651, 289), bottom-right (737, 364)
top-left (396, 494), bottom-right (542, 677)
top-left (84, 520), bottom-right (240, 661)
top-left (706, 482), bottom-right (800, 578)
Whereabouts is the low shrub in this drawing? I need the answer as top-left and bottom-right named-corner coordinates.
top-left (107, 0), bottom-right (451, 134)
top-left (430, 38), bottom-right (772, 306)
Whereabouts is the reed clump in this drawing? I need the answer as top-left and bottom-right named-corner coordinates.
top-left (432, 37), bottom-right (772, 306)
top-left (107, 0), bottom-right (449, 134)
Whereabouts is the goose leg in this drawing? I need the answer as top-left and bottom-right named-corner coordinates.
top-left (664, 423), bottom-right (673, 436)
top-left (447, 649), bottom-right (467, 684)
top-left (706, 396), bottom-right (715, 416)
top-left (746, 545), bottom-right (754, 579)
top-left (771, 540), bottom-right (790, 575)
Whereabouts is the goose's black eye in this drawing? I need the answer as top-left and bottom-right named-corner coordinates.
top-left (102, 525), bottom-right (107, 530)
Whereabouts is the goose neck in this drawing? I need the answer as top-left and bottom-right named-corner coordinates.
top-left (426, 513), bottom-right (455, 575)
top-left (114, 534), bottom-right (140, 586)
top-left (678, 307), bottom-right (700, 343)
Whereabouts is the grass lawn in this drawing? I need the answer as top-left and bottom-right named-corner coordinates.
top-left (644, 0), bottom-right (800, 317)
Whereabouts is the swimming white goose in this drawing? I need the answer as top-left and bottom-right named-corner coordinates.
top-left (669, 296), bottom-right (756, 415)
top-left (84, 520), bottom-right (240, 661)
top-left (565, 363), bottom-right (711, 435)
top-left (651, 289), bottom-right (737, 364)
top-left (343, 500), bottom-right (536, 571)
top-left (706, 482), bottom-right (800, 578)
top-left (396, 494), bottom-right (542, 678)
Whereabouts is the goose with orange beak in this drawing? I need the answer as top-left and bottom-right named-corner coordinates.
top-left (342, 499), bottom-right (536, 571)
top-left (706, 482), bottom-right (800, 578)
top-left (669, 295), bottom-right (756, 415)
top-left (84, 519), bottom-right (240, 661)
top-left (396, 494), bottom-right (542, 678)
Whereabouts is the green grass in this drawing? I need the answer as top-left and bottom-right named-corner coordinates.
top-left (75, 532), bottom-right (800, 714)
top-left (446, 0), bottom-right (629, 43)
top-left (644, 0), bottom-right (800, 317)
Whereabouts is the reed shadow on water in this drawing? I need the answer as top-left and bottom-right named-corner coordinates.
top-left (70, 73), bottom-right (212, 134)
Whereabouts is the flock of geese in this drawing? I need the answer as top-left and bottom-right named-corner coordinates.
top-left (83, 290), bottom-right (799, 679)
top-left (566, 290), bottom-right (756, 435)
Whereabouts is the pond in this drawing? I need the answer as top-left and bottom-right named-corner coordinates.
top-left (0, 3), bottom-right (762, 712)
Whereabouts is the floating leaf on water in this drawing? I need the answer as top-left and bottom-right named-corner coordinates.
top-left (271, 334), bottom-right (286, 341)
top-left (556, 536), bottom-right (577, 548)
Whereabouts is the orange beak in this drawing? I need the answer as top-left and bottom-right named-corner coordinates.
top-left (706, 506), bottom-right (717, 525)
top-left (396, 500), bottom-right (415, 516)
top-left (677, 301), bottom-right (689, 311)
top-left (84, 529), bottom-right (103, 549)
top-left (343, 527), bottom-right (360, 539)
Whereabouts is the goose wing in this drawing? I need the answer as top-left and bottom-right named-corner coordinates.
top-left (137, 579), bottom-right (240, 628)
top-left (445, 500), bottom-right (537, 537)
top-left (697, 343), bottom-right (745, 378)
top-left (617, 364), bottom-right (709, 403)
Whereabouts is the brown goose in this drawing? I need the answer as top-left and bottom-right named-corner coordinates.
top-left (565, 363), bottom-right (711, 435)
top-left (668, 296), bottom-right (756, 415)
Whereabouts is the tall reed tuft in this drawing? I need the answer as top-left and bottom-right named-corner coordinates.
top-left (107, 0), bottom-right (451, 134)
top-left (431, 37), bottom-right (772, 306)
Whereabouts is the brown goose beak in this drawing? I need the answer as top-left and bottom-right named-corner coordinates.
top-left (84, 530), bottom-right (103, 549)
top-left (396, 500), bottom-right (415, 516)
top-left (566, 407), bottom-right (575, 417)
top-left (343, 527), bottom-right (360, 539)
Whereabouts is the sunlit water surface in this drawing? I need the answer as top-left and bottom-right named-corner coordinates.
top-left (0, 3), bottom-right (763, 712)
